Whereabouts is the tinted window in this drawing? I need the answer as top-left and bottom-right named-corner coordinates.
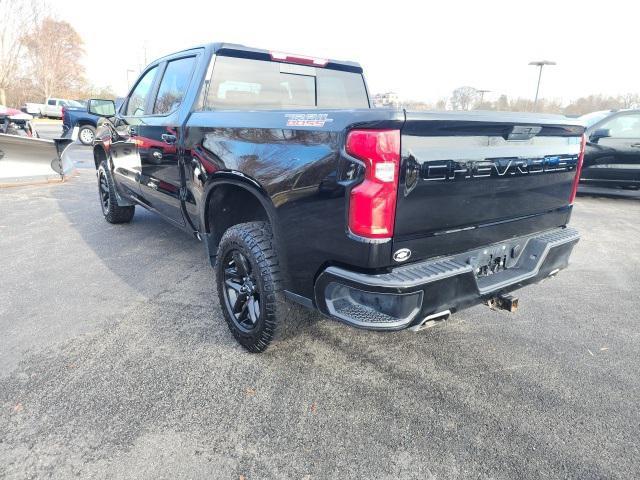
top-left (47, 99), bottom-right (56, 105)
top-left (202, 56), bottom-right (368, 110)
top-left (601, 114), bottom-right (640, 138)
top-left (126, 66), bottom-right (158, 116)
top-left (317, 69), bottom-right (369, 109)
top-left (153, 57), bottom-right (196, 115)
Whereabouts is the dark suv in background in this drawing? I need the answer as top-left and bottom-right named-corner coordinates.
top-left (579, 109), bottom-right (640, 191)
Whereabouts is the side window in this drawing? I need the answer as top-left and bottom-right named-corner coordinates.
top-left (125, 66), bottom-right (158, 117)
top-left (600, 114), bottom-right (640, 139)
top-left (153, 57), bottom-right (196, 115)
top-left (47, 99), bottom-right (56, 106)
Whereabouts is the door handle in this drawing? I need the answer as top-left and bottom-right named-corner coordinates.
top-left (161, 133), bottom-right (177, 144)
top-left (630, 143), bottom-right (640, 148)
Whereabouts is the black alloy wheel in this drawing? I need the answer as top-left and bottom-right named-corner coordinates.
top-left (99, 170), bottom-right (110, 215)
top-left (222, 249), bottom-right (262, 332)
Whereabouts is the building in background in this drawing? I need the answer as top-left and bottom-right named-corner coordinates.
top-left (372, 92), bottom-right (399, 108)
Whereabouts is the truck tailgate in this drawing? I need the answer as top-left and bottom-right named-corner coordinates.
top-left (394, 111), bottom-right (584, 261)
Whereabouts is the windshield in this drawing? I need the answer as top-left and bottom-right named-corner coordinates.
top-left (579, 110), bottom-right (611, 128)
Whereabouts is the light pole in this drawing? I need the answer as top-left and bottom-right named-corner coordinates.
top-left (477, 89), bottom-right (491, 106)
top-left (126, 69), bottom-right (136, 89)
top-left (529, 60), bottom-right (556, 110)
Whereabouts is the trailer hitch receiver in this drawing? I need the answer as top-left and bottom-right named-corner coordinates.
top-left (486, 294), bottom-right (519, 313)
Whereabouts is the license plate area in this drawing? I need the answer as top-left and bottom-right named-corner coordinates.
top-left (467, 241), bottom-right (524, 279)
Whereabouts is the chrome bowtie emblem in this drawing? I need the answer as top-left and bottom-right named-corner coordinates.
top-left (393, 248), bottom-right (412, 262)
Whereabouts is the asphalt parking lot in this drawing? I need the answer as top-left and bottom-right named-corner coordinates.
top-left (1, 168), bottom-right (639, 479)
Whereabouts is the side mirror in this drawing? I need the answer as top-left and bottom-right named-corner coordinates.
top-left (87, 99), bottom-right (116, 117)
top-left (589, 128), bottom-right (610, 143)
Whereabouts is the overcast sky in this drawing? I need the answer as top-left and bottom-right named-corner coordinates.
top-left (52, 0), bottom-right (638, 103)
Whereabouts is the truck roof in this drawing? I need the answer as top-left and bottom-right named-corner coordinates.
top-left (153, 42), bottom-right (363, 73)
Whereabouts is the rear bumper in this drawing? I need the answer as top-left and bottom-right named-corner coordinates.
top-left (314, 227), bottom-right (579, 330)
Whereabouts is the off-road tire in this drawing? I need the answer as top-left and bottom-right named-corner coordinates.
top-left (216, 221), bottom-right (297, 353)
top-left (97, 161), bottom-right (135, 224)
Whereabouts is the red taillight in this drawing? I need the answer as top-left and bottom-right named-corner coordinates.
top-left (346, 129), bottom-right (401, 239)
top-left (270, 51), bottom-right (328, 67)
top-left (569, 133), bottom-right (586, 204)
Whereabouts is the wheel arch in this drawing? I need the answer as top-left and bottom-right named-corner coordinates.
top-left (201, 173), bottom-right (284, 267)
top-left (93, 144), bottom-right (107, 170)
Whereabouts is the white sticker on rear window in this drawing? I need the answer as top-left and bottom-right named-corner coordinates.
top-left (285, 113), bottom-right (333, 127)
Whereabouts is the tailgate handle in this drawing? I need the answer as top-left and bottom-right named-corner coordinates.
top-left (505, 125), bottom-right (542, 141)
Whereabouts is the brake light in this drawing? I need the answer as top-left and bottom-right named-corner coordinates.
top-left (346, 129), bottom-right (401, 239)
top-left (270, 51), bottom-right (328, 67)
top-left (569, 134), bottom-right (586, 204)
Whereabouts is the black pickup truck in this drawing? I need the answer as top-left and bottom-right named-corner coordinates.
top-left (88, 43), bottom-right (585, 352)
top-left (578, 109), bottom-right (640, 192)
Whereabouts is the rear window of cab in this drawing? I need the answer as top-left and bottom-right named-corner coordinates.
top-left (199, 56), bottom-right (369, 111)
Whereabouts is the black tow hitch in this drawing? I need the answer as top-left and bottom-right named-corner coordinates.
top-left (485, 293), bottom-right (519, 313)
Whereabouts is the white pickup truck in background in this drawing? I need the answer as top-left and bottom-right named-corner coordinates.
top-left (40, 98), bottom-right (85, 118)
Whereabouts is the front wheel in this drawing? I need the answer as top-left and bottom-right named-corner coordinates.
top-left (215, 221), bottom-right (289, 353)
top-left (97, 161), bottom-right (135, 224)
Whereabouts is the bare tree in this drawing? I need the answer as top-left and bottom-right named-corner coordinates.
top-left (75, 84), bottom-right (117, 101)
top-left (495, 94), bottom-right (509, 111)
top-left (22, 17), bottom-right (86, 100)
top-left (619, 93), bottom-right (640, 109)
top-left (563, 95), bottom-right (622, 116)
top-left (399, 100), bottom-right (435, 111)
top-left (435, 97), bottom-right (449, 110)
top-left (0, 0), bottom-right (43, 105)
top-left (450, 86), bottom-right (478, 110)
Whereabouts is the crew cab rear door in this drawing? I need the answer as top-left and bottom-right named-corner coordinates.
top-left (582, 111), bottom-right (640, 186)
top-left (394, 111), bottom-right (584, 261)
top-left (136, 53), bottom-right (200, 226)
